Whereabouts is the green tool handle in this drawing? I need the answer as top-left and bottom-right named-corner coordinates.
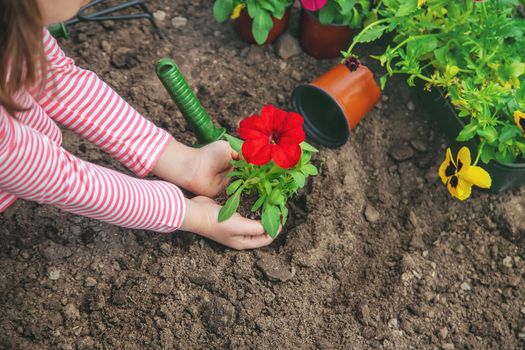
top-left (47, 23), bottom-right (70, 39)
top-left (156, 58), bottom-right (225, 146)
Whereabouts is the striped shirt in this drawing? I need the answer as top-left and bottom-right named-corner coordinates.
top-left (0, 30), bottom-right (186, 232)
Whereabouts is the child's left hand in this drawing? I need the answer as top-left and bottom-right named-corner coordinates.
top-left (153, 139), bottom-right (238, 198)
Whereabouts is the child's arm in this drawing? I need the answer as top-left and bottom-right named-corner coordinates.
top-left (31, 30), bottom-right (174, 179)
top-left (0, 113), bottom-right (273, 248)
top-left (0, 111), bottom-right (185, 232)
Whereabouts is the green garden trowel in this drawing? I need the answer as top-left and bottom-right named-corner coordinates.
top-left (156, 58), bottom-right (226, 147)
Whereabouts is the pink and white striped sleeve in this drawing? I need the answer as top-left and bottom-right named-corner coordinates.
top-left (32, 30), bottom-right (171, 177)
top-left (0, 112), bottom-right (186, 232)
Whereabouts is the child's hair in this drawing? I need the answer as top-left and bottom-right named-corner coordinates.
top-left (0, 0), bottom-right (47, 115)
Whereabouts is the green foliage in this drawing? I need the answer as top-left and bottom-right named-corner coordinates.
top-left (218, 137), bottom-right (319, 239)
top-left (315, 0), bottom-right (371, 28)
top-left (344, 0), bottom-right (525, 165)
top-left (212, 0), bottom-right (293, 44)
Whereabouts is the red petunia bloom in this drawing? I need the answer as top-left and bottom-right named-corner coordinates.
top-left (238, 105), bottom-right (306, 169)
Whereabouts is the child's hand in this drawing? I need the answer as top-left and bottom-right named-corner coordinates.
top-left (187, 140), bottom-right (239, 197)
top-left (153, 140), bottom-right (237, 198)
top-left (180, 196), bottom-right (276, 250)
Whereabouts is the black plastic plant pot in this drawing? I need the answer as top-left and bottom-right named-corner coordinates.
top-left (416, 85), bottom-right (525, 193)
top-left (292, 64), bottom-right (381, 148)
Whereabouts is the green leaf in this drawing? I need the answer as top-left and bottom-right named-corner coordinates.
top-left (218, 188), bottom-right (242, 222)
top-left (407, 36), bottom-right (438, 56)
top-left (357, 24), bottom-right (387, 43)
top-left (262, 204), bottom-right (280, 239)
top-left (516, 142), bottom-right (525, 155)
top-left (301, 164), bottom-right (319, 176)
top-left (225, 170), bottom-right (242, 178)
top-left (226, 179), bottom-right (243, 195)
top-left (300, 142), bottom-right (319, 153)
top-left (499, 125), bottom-right (522, 142)
top-left (480, 144), bottom-right (495, 164)
top-left (477, 126), bottom-right (498, 144)
top-left (252, 10), bottom-right (273, 45)
top-left (319, 2), bottom-right (336, 24)
top-left (224, 134), bottom-right (243, 153)
top-left (434, 45), bottom-right (449, 66)
top-left (290, 170), bottom-right (306, 188)
top-left (395, 0), bottom-right (418, 17)
top-left (263, 180), bottom-right (272, 195)
top-left (280, 203), bottom-right (289, 227)
top-left (456, 123), bottom-right (478, 142)
top-left (251, 195), bottom-right (266, 212)
top-left (380, 75), bottom-right (387, 90)
top-left (246, 0), bottom-right (259, 18)
top-left (213, 0), bottom-right (234, 22)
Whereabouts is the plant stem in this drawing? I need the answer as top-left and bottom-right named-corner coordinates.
top-left (344, 18), bottom-right (390, 57)
top-left (474, 141), bottom-right (486, 166)
top-left (265, 163), bottom-right (282, 177)
top-left (389, 70), bottom-right (433, 83)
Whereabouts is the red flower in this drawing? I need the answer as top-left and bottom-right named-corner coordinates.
top-left (238, 105), bottom-right (306, 168)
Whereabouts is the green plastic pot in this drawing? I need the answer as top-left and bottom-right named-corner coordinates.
top-left (416, 84), bottom-right (525, 193)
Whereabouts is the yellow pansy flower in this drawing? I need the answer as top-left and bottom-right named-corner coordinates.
top-left (231, 3), bottom-right (246, 19)
top-left (438, 147), bottom-right (491, 200)
top-left (514, 110), bottom-right (525, 134)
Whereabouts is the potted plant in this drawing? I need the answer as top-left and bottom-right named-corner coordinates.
top-left (213, 0), bottom-right (293, 45)
top-left (298, 0), bottom-right (371, 58)
top-left (220, 105), bottom-right (319, 238)
top-left (343, 0), bottom-right (525, 197)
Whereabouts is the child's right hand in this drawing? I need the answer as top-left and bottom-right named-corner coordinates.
top-left (180, 196), bottom-right (276, 250)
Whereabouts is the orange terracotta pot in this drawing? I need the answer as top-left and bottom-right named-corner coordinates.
top-left (299, 10), bottom-right (354, 59)
top-left (233, 8), bottom-right (291, 45)
top-left (292, 64), bottom-right (381, 147)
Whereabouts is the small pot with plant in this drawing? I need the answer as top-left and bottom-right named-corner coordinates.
top-left (220, 105), bottom-right (319, 239)
top-left (213, 0), bottom-right (293, 45)
top-left (344, 0), bottom-right (525, 197)
top-left (298, 0), bottom-right (371, 59)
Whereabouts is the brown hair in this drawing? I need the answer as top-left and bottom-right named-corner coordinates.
top-left (0, 0), bottom-right (47, 115)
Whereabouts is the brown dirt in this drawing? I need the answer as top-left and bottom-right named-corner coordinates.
top-left (1, 1), bottom-right (525, 349)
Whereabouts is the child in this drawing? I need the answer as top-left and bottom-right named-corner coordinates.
top-left (0, 0), bottom-right (273, 249)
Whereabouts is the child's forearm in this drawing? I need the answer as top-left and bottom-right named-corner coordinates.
top-left (151, 139), bottom-right (198, 189)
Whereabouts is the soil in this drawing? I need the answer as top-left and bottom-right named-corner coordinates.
top-left (1, 0), bottom-right (525, 349)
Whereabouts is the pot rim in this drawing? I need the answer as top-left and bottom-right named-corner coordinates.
top-left (301, 8), bottom-right (352, 28)
top-left (292, 84), bottom-right (350, 148)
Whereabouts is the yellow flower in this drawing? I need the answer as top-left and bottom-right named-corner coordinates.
top-left (417, 0), bottom-right (427, 7)
top-left (438, 147), bottom-right (491, 200)
top-left (231, 3), bottom-right (246, 19)
top-left (514, 110), bottom-right (525, 134)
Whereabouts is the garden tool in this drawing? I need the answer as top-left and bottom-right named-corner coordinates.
top-left (156, 58), bottom-right (226, 147)
top-left (48, 0), bottom-right (162, 39)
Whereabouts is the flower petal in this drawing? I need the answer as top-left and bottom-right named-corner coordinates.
top-left (271, 142), bottom-right (302, 168)
top-left (514, 110), bottom-right (525, 133)
top-left (242, 138), bottom-right (272, 166)
top-left (456, 146), bottom-right (471, 173)
top-left (438, 148), bottom-right (454, 184)
top-left (460, 165), bottom-right (492, 189)
top-left (447, 176), bottom-right (472, 201)
top-left (300, 0), bottom-right (328, 11)
top-left (238, 114), bottom-right (271, 140)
